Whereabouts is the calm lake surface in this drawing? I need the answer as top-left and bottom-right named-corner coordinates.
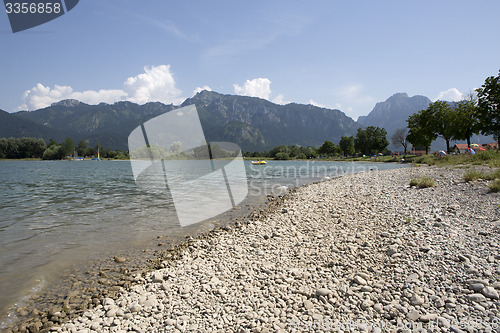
top-left (0, 159), bottom-right (408, 327)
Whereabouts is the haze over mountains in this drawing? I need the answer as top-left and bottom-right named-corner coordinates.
top-left (0, 91), bottom-right (491, 152)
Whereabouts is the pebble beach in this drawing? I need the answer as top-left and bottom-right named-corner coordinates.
top-left (15, 166), bottom-right (500, 332)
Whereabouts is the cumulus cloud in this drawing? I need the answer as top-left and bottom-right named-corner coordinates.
top-left (308, 99), bottom-right (327, 108)
top-left (233, 78), bottom-right (272, 100)
top-left (124, 65), bottom-right (183, 105)
top-left (19, 84), bottom-right (127, 110)
top-left (434, 88), bottom-right (463, 102)
top-left (193, 85), bottom-right (212, 96)
top-left (18, 65), bottom-right (185, 110)
top-left (272, 94), bottom-right (290, 105)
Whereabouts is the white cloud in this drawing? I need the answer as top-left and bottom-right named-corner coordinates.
top-left (308, 99), bottom-right (326, 108)
top-left (193, 85), bottom-right (212, 96)
top-left (124, 65), bottom-right (183, 105)
top-left (19, 84), bottom-right (127, 110)
top-left (272, 94), bottom-right (290, 105)
top-left (18, 65), bottom-right (185, 110)
top-left (233, 78), bottom-right (272, 100)
top-left (434, 88), bottom-right (463, 102)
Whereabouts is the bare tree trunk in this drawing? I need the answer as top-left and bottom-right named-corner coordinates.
top-left (446, 140), bottom-right (450, 154)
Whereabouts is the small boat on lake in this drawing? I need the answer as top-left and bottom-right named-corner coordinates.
top-left (251, 160), bottom-right (267, 165)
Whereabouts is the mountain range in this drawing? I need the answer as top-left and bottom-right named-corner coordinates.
top-left (1, 91), bottom-right (360, 151)
top-left (0, 90), bottom-right (492, 152)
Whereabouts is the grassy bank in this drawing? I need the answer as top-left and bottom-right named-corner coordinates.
top-left (408, 150), bottom-right (500, 167)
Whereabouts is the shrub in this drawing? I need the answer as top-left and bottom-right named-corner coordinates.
top-left (463, 170), bottom-right (485, 182)
top-left (464, 168), bottom-right (500, 181)
top-left (489, 179), bottom-right (500, 192)
top-left (410, 176), bottom-right (435, 188)
top-left (473, 150), bottom-right (497, 161)
top-left (418, 176), bottom-right (436, 188)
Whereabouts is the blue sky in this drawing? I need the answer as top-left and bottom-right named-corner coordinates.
top-left (1, 0), bottom-right (499, 119)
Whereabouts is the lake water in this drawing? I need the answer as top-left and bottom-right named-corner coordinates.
top-left (0, 159), bottom-right (408, 328)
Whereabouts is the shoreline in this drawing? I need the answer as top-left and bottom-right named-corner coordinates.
top-left (1, 182), bottom-right (275, 332)
top-left (6, 165), bottom-right (500, 332)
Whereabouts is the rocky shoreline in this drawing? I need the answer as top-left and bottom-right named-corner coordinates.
top-left (9, 166), bottom-right (500, 332)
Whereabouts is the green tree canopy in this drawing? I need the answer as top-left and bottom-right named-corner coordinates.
top-left (476, 69), bottom-right (500, 146)
top-left (61, 138), bottom-right (75, 157)
top-left (354, 127), bottom-right (389, 155)
top-left (454, 93), bottom-right (480, 147)
top-left (427, 101), bottom-right (456, 153)
top-left (338, 136), bottom-right (355, 157)
top-left (77, 139), bottom-right (89, 157)
top-left (317, 140), bottom-right (337, 157)
top-left (407, 109), bottom-right (437, 155)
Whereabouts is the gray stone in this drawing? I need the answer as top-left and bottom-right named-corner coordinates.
top-left (410, 294), bottom-right (424, 306)
top-left (361, 299), bottom-right (374, 310)
top-left (420, 313), bottom-right (438, 322)
top-left (353, 275), bottom-right (367, 285)
top-left (315, 288), bottom-right (331, 297)
top-left (469, 283), bottom-right (485, 292)
top-left (407, 310), bottom-right (420, 321)
top-left (303, 300), bottom-right (314, 310)
top-left (387, 245), bottom-right (398, 256)
top-left (481, 286), bottom-right (499, 299)
top-left (152, 272), bottom-right (163, 283)
top-left (466, 293), bottom-right (487, 302)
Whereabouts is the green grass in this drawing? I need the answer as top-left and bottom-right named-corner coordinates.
top-left (334, 155), bottom-right (401, 163)
top-left (410, 150), bottom-right (500, 167)
top-left (463, 169), bottom-right (500, 182)
top-left (489, 179), bottom-right (500, 192)
top-left (410, 176), bottom-right (436, 188)
top-left (463, 170), bottom-right (486, 181)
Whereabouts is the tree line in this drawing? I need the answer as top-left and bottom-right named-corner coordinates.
top-left (0, 137), bottom-right (129, 160)
top-left (405, 69), bottom-right (500, 154)
top-left (245, 126), bottom-right (390, 159)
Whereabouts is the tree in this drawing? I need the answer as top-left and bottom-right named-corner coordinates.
top-left (61, 138), bottom-right (75, 157)
top-left (427, 101), bottom-right (456, 153)
top-left (391, 128), bottom-right (409, 155)
top-left (274, 152), bottom-right (290, 160)
top-left (77, 140), bottom-right (89, 157)
top-left (476, 69), bottom-right (500, 147)
top-left (408, 101), bottom-right (456, 154)
top-left (407, 110), bottom-right (436, 155)
top-left (454, 91), bottom-right (480, 147)
top-left (317, 140), bottom-right (337, 157)
top-left (42, 145), bottom-right (65, 160)
top-left (354, 127), bottom-right (389, 156)
top-left (338, 136), bottom-right (355, 157)
top-left (305, 146), bottom-right (318, 159)
top-left (269, 145), bottom-right (291, 158)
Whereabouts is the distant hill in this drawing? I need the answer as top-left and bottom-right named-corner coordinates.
top-left (12, 100), bottom-right (176, 150)
top-left (2, 92), bottom-right (361, 151)
top-left (182, 90), bottom-right (361, 151)
top-left (0, 108), bottom-right (67, 142)
top-left (358, 93), bottom-right (431, 150)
